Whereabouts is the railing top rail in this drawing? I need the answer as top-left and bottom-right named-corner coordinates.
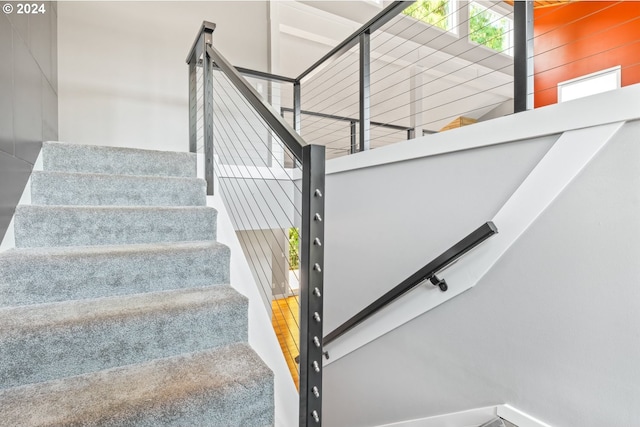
top-left (296, 0), bottom-right (414, 81)
top-left (186, 21), bottom-right (216, 63)
top-left (280, 107), bottom-right (412, 132)
top-left (206, 43), bottom-right (306, 161)
top-left (323, 221), bottom-right (498, 347)
top-left (230, 66), bottom-right (297, 84)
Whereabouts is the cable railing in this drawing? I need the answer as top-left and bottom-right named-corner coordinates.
top-left (187, 22), bottom-right (325, 427)
top-left (291, 0), bottom-right (639, 159)
top-left (185, 3), bottom-right (639, 425)
top-left (296, 1), bottom-right (515, 157)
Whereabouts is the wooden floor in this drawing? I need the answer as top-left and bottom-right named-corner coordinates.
top-left (271, 296), bottom-right (300, 388)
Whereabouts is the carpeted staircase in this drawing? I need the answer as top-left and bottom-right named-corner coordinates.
top-left (0, 142), bottom-right (274, 426)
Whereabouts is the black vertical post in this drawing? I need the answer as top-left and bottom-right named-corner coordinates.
top-left (299, 144), bottom-right (325, 427)
top-left (350, 121), bottom-right (357, 154)
top-left (359, 30), bottom-right (371, 152)
top-left (188, 54), bottom-right (198, 154)
top-left (407, 128), bottom-right (415, 140)
top-left (202, 27), bottom-right (215, 195)
top-left (294, 81), bottom-right (302, 134)
top-left (514, 0), bottom-right (534, 113)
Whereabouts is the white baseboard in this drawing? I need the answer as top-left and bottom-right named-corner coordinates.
top-left (374, 406), bottom-right (498, 427)
top-left (371, 404), bottom-right (551, 427)
top-left (497, 405), bottom-right (552, 427)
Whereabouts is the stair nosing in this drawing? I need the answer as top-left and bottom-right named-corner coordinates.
top-left (32, 169), bottom-right (207, 184)
top-left (0, 343), bottom-right (272, 426)
top-left (0, 240), bottom-right (227, 258)
top-left (0, 285), bottom-right (244, 336)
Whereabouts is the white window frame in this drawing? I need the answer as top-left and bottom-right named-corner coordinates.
top-left (468, 1), bottom-right (514, 56)
top-left (402, 0), bottom-right (459, 35)
top-left (557, 66), bottom-right (622, 103)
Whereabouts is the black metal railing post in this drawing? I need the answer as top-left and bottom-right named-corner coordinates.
top-left (350, 121), bottom-right (357, 154)
top-left (359, 30), bottom-right (371, 152)
top-left (203, 33), bottom-right (214, 195)
top-left (299, 144), bottom-right (326, 426)
top-left (294, 81), bottom-right (302, 134)
top-left (186, 22), bottom-right (216, 195)
top-left (514, 0), bottom-right (534, 113)
top-left (188, 58), bottom-right (197, 154)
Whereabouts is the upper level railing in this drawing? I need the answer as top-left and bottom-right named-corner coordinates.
top-left (195, 1), bottom-right (640, 162)
top-left (187, 22), bottom-right (326, 427)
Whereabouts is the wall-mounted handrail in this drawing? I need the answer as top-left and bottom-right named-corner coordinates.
top-left (323, 221), bottom-right (498, 348)
top-left (296, 1), bottom-right (414, 81)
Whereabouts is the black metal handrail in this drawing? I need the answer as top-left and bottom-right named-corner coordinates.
top-left (292, 1), bottom-right (415, 153)
top-left (206, 44), bottom-right (306, 161)
top-left (213, 64), bottom-right (297, 84)
top-left (187, 22), bottom-right (326, 427)
top-left (323, 221), bottom-right (498, 347)
top-left (296, 1), bottom-right (414, 81)
top-left (280, 107), bottom-right (412, 132)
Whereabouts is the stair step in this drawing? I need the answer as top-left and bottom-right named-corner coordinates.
top-left (0, 241), bottom-right (230, 307)
top-left (42, 141), bottom-right (197, 178)
top-left (31, 171), bottom-right (207, 207)
top-left (14, 205), bottom-right (217, 248)
top-left (0, 286), bottom-right (248, 389)
top-left (0, 343), bottom-right (273, 426)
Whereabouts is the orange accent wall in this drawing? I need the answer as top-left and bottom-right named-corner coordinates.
top-left (534, 1), bottom-right (640, 108)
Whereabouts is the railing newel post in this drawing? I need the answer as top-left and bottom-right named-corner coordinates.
top-left (300, 144), bottom-right (325, 427)
top-left (202, 27), bottom-right (215, 195)
top-left (188, 55), bottom-right (198, 154)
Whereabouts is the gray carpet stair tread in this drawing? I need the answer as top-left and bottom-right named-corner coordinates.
top-left (31, 171), bottom-right (207, 206)
top-left (42, 142), bottom-right (197, 178)
top-left (0, 241), bottom-right (230, 307)
top-left (0, 343), bottom-right (274, 427)
top-left (14, 205), bottom-right (217, 248)
top-left (0, 286), bottom-right (248, 389)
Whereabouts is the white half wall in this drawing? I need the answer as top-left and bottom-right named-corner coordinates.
top-left (321, 87), bottom-right (640, 427)
top-left (208, 178), bottom-right (299, 427)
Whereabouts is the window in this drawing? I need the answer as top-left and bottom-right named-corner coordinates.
top-left (403, 0), bottom-right (455, 32)
top-left (558, 66), bottom-right (621, 103)
top-left (469, 2), bottom-right (512, 55)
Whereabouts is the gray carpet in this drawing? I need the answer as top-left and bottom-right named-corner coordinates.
top-left (0, 142), bottom-right (274, 426)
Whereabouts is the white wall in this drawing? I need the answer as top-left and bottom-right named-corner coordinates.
top-left (324, 119), bottom-right (640, 427)
top-left (319, 86), bottom-right (640, 427)
top-left (57, 1), bottom-right (269, 152)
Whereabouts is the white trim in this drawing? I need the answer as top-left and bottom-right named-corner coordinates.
top-left (498, 405), bottom-right (553, 427)
top-left (368, 404), bottom-right (551, 427)
top-left (373, 405), bottom-right (498, 427)
top-left (279, 24), bottom-right (342, 49)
